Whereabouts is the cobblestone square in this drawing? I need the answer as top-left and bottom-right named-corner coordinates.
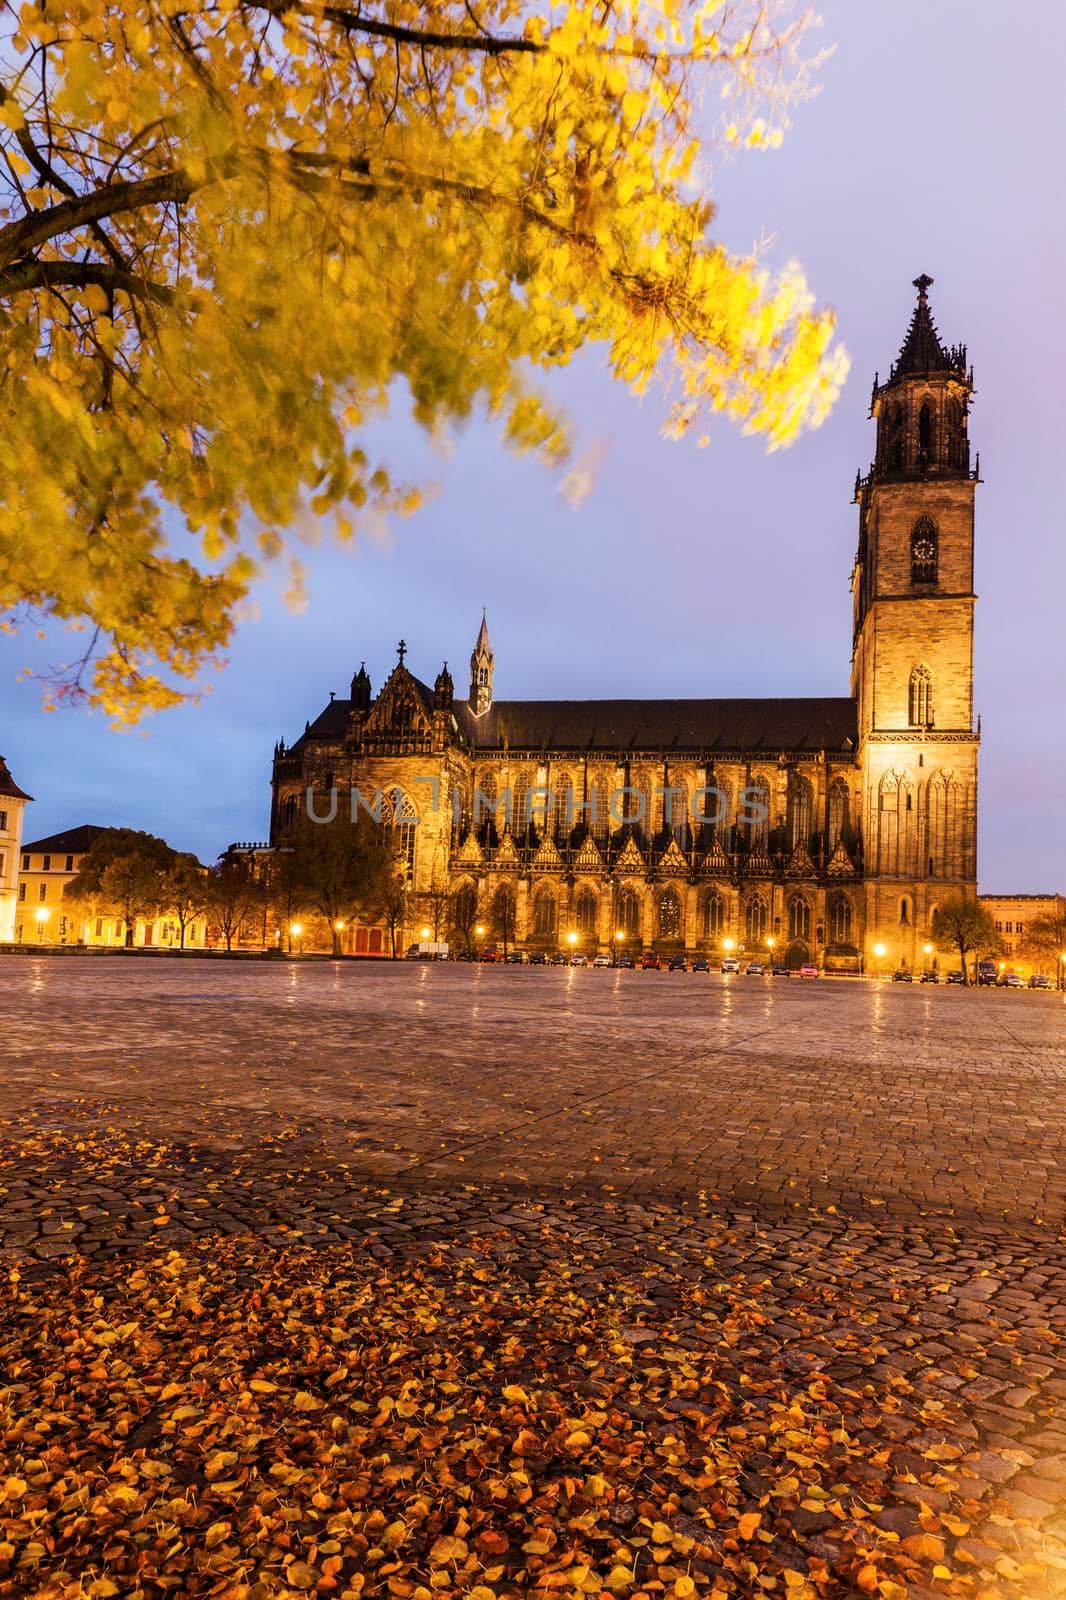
top-left (2, 957), bottom-right (1066, 1597)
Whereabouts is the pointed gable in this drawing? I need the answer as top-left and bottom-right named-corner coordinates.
top-left (784, 842), bottom-right (817, 879)
top-left (495, 832), bottom-right (520, 869)
top-left (614, 834), bottom-right (646, 875)
top-left (573, 835), bottom-right (603, 873)
top-left (532, 835), bottom-right (563, 871)
top-left (826, 838), bottom-right (857, 877)
top-left (699, 832), bottom-right (732, 876)
top-left (657, 837), bottom-right (689, 876)
top-left (456, 833), bottom-right (484, 867)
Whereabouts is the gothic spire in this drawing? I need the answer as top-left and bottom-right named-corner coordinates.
top-left (888, 275), bottom-right (967, 382)
top-left (469, 609), bottom-right (494, 716)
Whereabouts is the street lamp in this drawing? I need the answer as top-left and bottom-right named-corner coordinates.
top-left (873, 940), bottom-right (886, 978)
top-left (614, 929), bottom-right (624, 967)
top-left (420, 926), bottom-right (431, 940)
top-left (34, 906), bottom-right (51, 940)
top-left (566, 930), bottom-right (578, 945)
top-left (290, 920), bottom-right (303, 955)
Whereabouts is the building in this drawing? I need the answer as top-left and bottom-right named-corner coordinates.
top-left (979, 894), bottom-right (1066, 981)
top-left (0, 756), bottom-right (32, 944)
top-left (16, 825), bottom-right (207, 949)
top-left (268, 279), bottom-right (983, 969)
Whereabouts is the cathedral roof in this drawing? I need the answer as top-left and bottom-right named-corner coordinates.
top-left (465, 697), bottom-right (857, 755)
top-left (888, 275), bottom-right (968, 383)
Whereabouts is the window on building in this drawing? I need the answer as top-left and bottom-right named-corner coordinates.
top-left (0, 811), bottom-right (7, 832)
top-left (1005, 921), bottom-right (1013, 934)
top-left (42, 854), bottom-right (51, 871)
top-left (37, 882), bottom-right (47, 902)
top-left (994, 920), bottom-right (1002, 932)
top-left (909, 666), bottom-right (933, 727)
top-left (1016, 921), bottom-right (1025, 937)
top-left (575, 887), bottom-right (597, 937)
top-left (532, 890), bottom-right (556, 937)
top-left (454, 883), bottom-right (477, 936)
top-left (18, 883), bottom-right (26, 902)
top-left (65, 855), bottom-right (74, 872)
top-left (744, 896), bottom-right (768, 946)
top-left (828, 892), bottom-right (853, 945)
top-left (95, 918), bottom-right (104, 938)
top-left (618, 887), bottom-right (641, 938)
top-left (788, 896), bottom-right (811, 942)
top-left (910, 518), bottom-right (939, 585)
top-left (700, 892), bottom-right (724, 941)
top-left (918, 401), bottom-right (935, 461)
top-left (899, 897), bottom-right (910, 925)
top-left (59, 916), bottom-right (68, 938)
top-left (21, 853), bottom-right (29, 870)
top-left (658, 890), bottom-right (681, 939)
top-left (828, 780), bottom-right (849, 848)
top-left (0, 852), bottom-right (4, 878)
top-left (787, 777), bottom-right (813, 852)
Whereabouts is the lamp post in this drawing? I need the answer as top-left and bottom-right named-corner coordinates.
top-left (289, 921), bottom-right (303, 955)
top-left (614, 928), bottom-right (624, 966)
top-left (722, 936), bottom-right (735, 973)
top-left (923, 940), bottom-right (934, 976)
top-left (766, 934), bottom-right (775, 970)
top-left (1060, 950), bottom-right (1066, 992)
top-left (34, 906), bottom-right (51, 943)
top-left (566, 929), bottom-right (578, 963)
top-left (475, 923), bottom-right (485, 961)
top-left (873, 941), bottom-right (886, 978)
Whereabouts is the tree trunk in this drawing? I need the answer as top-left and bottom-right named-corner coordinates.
top-left (180, 923), bottom-right (186, 950)
top-left (332, 927), bottom-right (342, 957)
top-left (125, 924), bottom-right (134, 948)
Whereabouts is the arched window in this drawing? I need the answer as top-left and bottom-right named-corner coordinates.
top-left (282, 794), bottom-right (297, 830)
top-left (617, 887), bottom-right (641, 939)
top-left (700, 891), bottom-right (725, 941)
top-left (787, 776), bottom-right (813, 852)
top-left (532, 889), bottom-right (556, 937)
top-left (742, 776), bottom-right (771, 847)
top-left (744, 895), bottom-right (767, 946)
top-left (491, 885), bottom-right (516, 942)
top-left (918, 401), bottom-right (934, 462)
top-left (658, 890), bottom-right (681, 939)
top-left (454, 882), bottom-right (477, 935)
top-left (575, 887), bottom-right (597, 937)
top-left (827, 892), bottom-right (852, 945)
top-left (828, 779), bottom-right (849, 848)
top-left (788, 896), bottom-right (811, 942)
top-left (884, 401), bottom-right (903, 470)
top-left (911, 518), bottom-right (938, 585)
top-left (899, 897), bottom-right (910, 925)
top-left (945, 398), bottom-right (965, 470)
top-left (553, 775), bottom-right (574, 842)
top-left (909, 666), bottom-right (933, 727)
top-left (387, 791), bottom-right (419, 878)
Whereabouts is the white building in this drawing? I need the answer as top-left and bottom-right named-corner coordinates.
top-left (0, 756), bottom-right (32, 944)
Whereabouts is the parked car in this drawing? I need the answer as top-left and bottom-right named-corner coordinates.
top-left (618, 954), bottom-right (635, 969)
top-left (549, 952), bottom-right (569, 966)
top-left (892, 969), bottom-right (913, 982)
top-left (946, 969), bottom-right (965, 984)
top-left (479, 949), bottom-right (498, 963)
top-left (1030, 973), bottom-right (1053, 989)
top-left (593, 953), bottom-right (611, 968)
top-left (920, 970), bottom-right (940, 984)
top-left (639, 951), bottom-right (661, 970)
top-left (720, 957), bottom-right (740, 974)
top-left (771, 964), bottom-right (790, 977)
top-left (570, 952), bottom-right (587, 967)
top-left (668, 954), bottom-right (687, 971)
top-left (999, 971), bottom-right (1023, 988)
top-left (692, 958), bottom-right (710, 973)
top-left (976, 960), bottom-right (998, 987)
top-left (528, 951), bottom-right (546, 965)
top-left (799, 964), bottom-right (820, 979)
top-left (745, 961), bottom-right (765, 976)
top-left (507, 950), bottom-right (526, 964)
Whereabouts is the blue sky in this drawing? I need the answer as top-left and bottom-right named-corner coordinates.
top-left (3, 0), bottom-right (1064, 890)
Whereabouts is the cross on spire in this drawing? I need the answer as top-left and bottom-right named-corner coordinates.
top-left (913, 273), bottom-right (934, 300)
top-left (397, 638), bottom-right (407, 666)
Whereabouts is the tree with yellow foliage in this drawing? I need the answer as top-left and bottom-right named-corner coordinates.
top-left (0, 1), bottom-right (846, 720)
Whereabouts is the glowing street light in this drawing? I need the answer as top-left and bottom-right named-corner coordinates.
top-left (722, 937), bottom-right (735, 952)
top-left (566, 930), bottom-right (578, 945)
top-left (923, 942), bottom-right (933, 955)
top-left (334, 919), bottom-right (346, 931)
top-left (615, 929), bottom-right (624, 941)
top-left (34, 906), bottom-right (51, 931)
top-left (420, 927), bottom-right (431, 940)
top-left (872, 941), bottom-right (886, 978)
top-left (766, 935), bottom-right (775, 951)
top-left (475, 925), bottom-right (485, 938)
top-left (290, 922), bottom-right (303, 937)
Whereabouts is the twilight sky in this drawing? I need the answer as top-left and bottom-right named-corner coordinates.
top-left (3, 0), bottom-right (1064, 890)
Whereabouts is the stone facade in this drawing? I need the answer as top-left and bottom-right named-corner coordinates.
top-left (269, 281), bottom-right (983, 969)
top-left (0, 756), bottom-right (32, 944)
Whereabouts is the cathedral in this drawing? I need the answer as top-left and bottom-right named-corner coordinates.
top-left (269, 278), bottom-right (980, 970)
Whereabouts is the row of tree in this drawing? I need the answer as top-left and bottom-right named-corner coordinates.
top-left (930, 897), bottom-right (1066, 982)
top-left (64, 818), bottom-right (407, 954)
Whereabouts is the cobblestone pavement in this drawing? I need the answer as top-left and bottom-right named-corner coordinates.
top-left (2, 957), bottom-right (1066, 1595)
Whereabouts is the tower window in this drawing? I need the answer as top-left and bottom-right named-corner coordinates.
top-left (909, 666), bottom-right (933, 727)
top-left (918, 401), bottom-right (934, 463)
top-left (911, 517), bottom-right (939, 584)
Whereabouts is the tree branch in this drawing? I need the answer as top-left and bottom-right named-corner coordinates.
top-left (244, 1), bottom-right (540, 55)
top-left (0, 258), bottom-right (175, 305)
top-left (0, 168), bottom-right (197, 270)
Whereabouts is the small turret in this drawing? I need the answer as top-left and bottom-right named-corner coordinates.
top-left (469, 610), bottom-right (494, 716)
top-left (434, 662), bottom-right (454, 712)
top-left (350, 662), bottom-right (371, 713)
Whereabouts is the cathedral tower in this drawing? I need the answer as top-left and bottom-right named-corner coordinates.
top-left (851, 276), bottom-right (980, 968)
top-left (469, 610), bottom-right (494, 716)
